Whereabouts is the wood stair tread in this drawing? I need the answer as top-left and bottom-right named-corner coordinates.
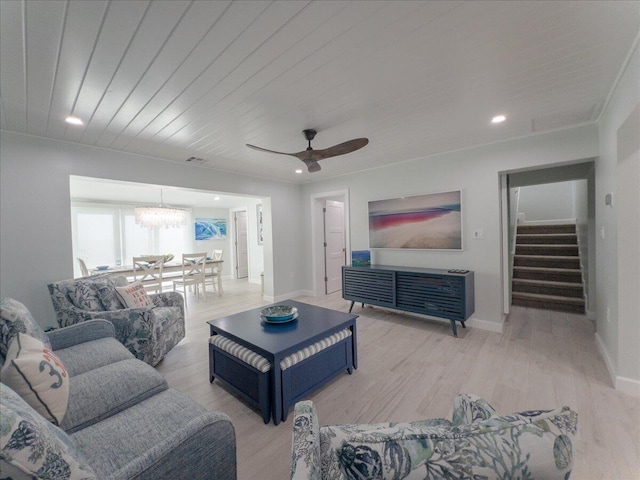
top-left (511, 292), bottom-right (584, 305)
top-left (512, 223), bottom-right (584, 313)
top-left (517, 233), bottom-right (577, 236)
top-left (513, 266), bottom-right (581, 273)
top-left (516, 244), bottom-right (578, 248)
top-left (514, 255), bottom-right (579, 259)
top-left (512, 278), bottom-right (583, 288)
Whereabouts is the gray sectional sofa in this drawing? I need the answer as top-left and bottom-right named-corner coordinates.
top-left (0, 298), bottom-right (236, 479)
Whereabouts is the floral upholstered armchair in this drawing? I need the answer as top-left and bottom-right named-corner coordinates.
top-left (291, 394), bottom-right (578, 480)
top-left (48, 275), bottom-right (185, 366)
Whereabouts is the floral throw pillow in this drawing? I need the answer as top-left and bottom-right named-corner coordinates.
top-left (334, 407), bottom-right (578, 480)
top-left (93, 280), bottom-right (124, 311)
top-left (0, 383), bottom-right (97, 480)
top-left (1, 333), bottom-right (69, 426)
top-left (115, 281), bottom-right (154, 309)
top-left (452, 393), bottom-right (497, 425)
top-left (67, 281), bottom-right (103, 312)
top-left (0, 297), bottom-right (52, 360)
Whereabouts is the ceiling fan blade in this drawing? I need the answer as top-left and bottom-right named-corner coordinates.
top-left (245, 144), bottom-right (297, 157)
top-left (247, 133), bottom-right (368, 173)
top-left (304, 159), bottom-right (321, 173)
top-left (300, 138), bottom-right (369, 161)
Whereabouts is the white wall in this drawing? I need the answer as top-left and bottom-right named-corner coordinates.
top-left (302, 124), bottom-right (599, 332)
top-left (518, 182), bottom-right (577, 222)
top-left (596, 40), bottom-right (640, 394)
top-left (616, 104), bottom-right (639, 388)
top-left (0, 132), bottom-right (302, 327)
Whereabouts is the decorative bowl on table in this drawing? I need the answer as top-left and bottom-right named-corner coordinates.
top-left (260, 305), bottom-right (298, 323)
top-left (96, 265), bottom-right (109, 271)
top-left (163, 254), bottom-right (174, 263)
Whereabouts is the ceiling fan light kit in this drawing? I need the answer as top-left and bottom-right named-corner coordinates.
top-left (246, 129), bottom-right (368, 172)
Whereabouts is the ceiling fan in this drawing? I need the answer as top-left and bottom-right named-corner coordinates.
top-left (246, 129), bottom-right (369, 172)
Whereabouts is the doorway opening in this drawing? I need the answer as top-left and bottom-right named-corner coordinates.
top-left (500, 160), bottom-right (596, 318)
top-left (310, 190), bottom-right (350, 296)
top-left (233, 209), bottom-right (249, 279)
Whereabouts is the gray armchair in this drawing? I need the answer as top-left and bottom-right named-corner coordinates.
top-left (48, 274), bottom-right (185, 366)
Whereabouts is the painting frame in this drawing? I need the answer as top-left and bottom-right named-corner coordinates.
top-left (194, 217), bottom-right (227, 240)
top-left (368, 190), bottom-right (462, 250)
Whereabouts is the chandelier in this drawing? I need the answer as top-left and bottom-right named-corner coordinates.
top-left (134, 189), bottom-right (187, 228)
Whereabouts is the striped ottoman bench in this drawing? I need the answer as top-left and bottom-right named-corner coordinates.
top-left (209, 328), bottom-right (353, 424)
top-left (209, 335), bottom-right (272, 423)
top-left (279, 328), bottom-right (352, 422)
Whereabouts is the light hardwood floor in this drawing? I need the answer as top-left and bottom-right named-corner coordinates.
top-left (156, 279), bottom-right (640, 480)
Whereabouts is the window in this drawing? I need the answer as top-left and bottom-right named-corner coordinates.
top-left (71, 202), bottom-right (192, 276)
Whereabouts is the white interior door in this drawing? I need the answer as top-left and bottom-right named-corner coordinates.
top-left (234, 211), bottom-right (248, 279)
top-left (324, 200), bottom-right (345, 294)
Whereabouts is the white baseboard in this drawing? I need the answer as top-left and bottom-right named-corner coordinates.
top-left (272, 290), bottom-right (313, 303)
top-left (467, 316), bottom-right (504, 333)
top-left (594, 332), bottom-right (640, 396)
top-left (519, 218), bottom-right (576, 225)
top-left (595, 332), bottom-right (617, 388)
top-left (616, 376), bottom-right (640, 396)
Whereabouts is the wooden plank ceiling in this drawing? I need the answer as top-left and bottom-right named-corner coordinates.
top-left (1, 0), bottom-right (638, 182)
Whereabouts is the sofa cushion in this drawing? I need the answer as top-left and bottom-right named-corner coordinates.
top-left (452, 392), bottom-right (497, 425)
top-left (93, 279), bottom-right (124, 311)
top-left (67, 281), bottom-right (104, 311)
top-left (0, 383), bottom-right (97, 480)
top-left (332, 407), bottom-right (578, 480)
top-left (319, 418), bottom-right (453, 479)
top-left (291, 400), bottom-right (322, 480)
top-left (0, 297), bottom-right (52, 361)
top-left (70, 388), bottom-right (233, 479)
top-left (115, 281), bottom-right (154, 308)
top-left (60, 358), bottom-right (168, 433)
top-left (1, 333), bottom-right (69, 426)
top-left (54, 337), bottom-right (133, 377)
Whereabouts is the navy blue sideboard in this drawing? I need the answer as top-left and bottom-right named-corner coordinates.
top-left (342, 265), bottom-right (474, 336)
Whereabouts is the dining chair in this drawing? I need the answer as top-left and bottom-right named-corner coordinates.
top-left (77, 258), bottom-right (90, 277)
top-left (205, 249), bottom-right (223, 293)
top-left (173, 253), bottom-right (207, 303)
top-left (132, 255), bottom-right (165, 293)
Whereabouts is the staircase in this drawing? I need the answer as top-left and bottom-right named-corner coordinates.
top-left (512, 224), bottom-right (585, 314)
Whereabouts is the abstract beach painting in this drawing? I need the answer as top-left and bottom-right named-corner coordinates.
top-left (368, 191), bottom-right (462, 250)
top-left (195, 218), bottom-right (227, 240)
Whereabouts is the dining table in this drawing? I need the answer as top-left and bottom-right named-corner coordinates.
top-left (90, 259), bottom-right (224, 296)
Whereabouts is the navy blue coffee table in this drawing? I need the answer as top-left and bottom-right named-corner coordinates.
top-left (208, 300), bottom-right (358, 424)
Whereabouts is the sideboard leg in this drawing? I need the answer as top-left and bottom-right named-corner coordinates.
top-left (450, 319), bottom-right (458, 337)
top-left (349, 301), bottom-right (355, 313)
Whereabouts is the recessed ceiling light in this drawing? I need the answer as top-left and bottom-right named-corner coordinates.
top-left (491, 115), bottom-right (506, 124)
top-left (65, 116), bottom-right (83, 126)
top-left (214, 196), bottom-right (220, 201)
top-left (295, 169), bottom-right (303, 174)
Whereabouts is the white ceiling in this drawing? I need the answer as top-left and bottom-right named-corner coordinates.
top-left (1, 1), bottom-right (638, 183)
top-left (70, 176), bottom-right (257, 209)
